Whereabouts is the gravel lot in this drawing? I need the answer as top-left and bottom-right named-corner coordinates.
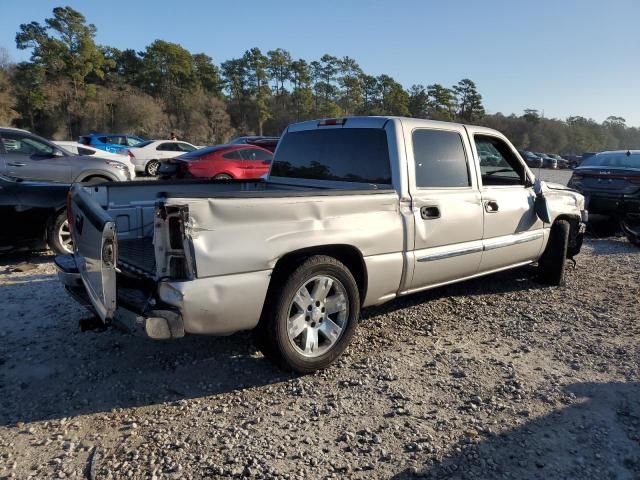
top-left (1, 168), bottom-right (639, 479)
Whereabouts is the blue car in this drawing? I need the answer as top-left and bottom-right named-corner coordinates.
top-left (79, 133), bottom-right (145, 154)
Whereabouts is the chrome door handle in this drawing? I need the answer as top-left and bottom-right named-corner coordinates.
top-left (420, 205), bottom-right (441, 219)
top-left (484, 200), bottom-right (499, 213)
top-left (7, 162), bottom-right (26, 167)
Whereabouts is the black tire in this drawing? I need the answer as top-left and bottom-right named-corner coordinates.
top-left (146, 160), bottom-right (160, 176)
top-left (47, 210), bottom-right (73, 255)
top-left (214, 173), bottom-right (232, 180)
top-left (256, 255), bottom-right (360, 373)
top-left (538, 219), bottom-right (570, 286)
top-left (621, 216), bottom-right (640, 247)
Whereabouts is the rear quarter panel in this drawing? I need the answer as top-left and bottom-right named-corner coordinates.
top-left (168, 191), bottom-right (405, 307)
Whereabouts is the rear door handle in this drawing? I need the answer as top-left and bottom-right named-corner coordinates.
top-left (7, 162), bottom-right (26, 167)
top-left (420, 205), bottom-right (441, 219)
top-left (484, 200), bottom-right (499, 213)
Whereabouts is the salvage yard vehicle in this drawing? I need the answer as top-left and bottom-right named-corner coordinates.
top-left (56, 116), bottom-right (587, 373)
top-left (158, 144), bottom-right (273, 180)
top-left (568, 150), bottom-right (640, 245)
top-left (0, 127), bottom-right (131, 184)
top-left (127, 140), bottom-right (198, 176)
top-left (0, 175), bottom-right (72, 254)
top-left (53, 141), bottom-right (137, 179)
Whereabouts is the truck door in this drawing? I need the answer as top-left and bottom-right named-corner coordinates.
top-left (468, 130), bottom-right (544, 272)
top-left (406, 122), bottom-right (484, 291)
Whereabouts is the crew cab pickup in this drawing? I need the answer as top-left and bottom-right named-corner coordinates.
top-left (56, 117), bottom-right (587, 373)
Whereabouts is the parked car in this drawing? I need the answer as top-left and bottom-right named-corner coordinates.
top-left (127, 140), bottom-right (198, 176)
top-left (535, 152), bottom-right (558, 169)
top-left (229, 136), bottom-right (279, 152)
top-left (562, 154), bottom-right (582, 169)
top-left (546, 154), bottom-right (569, 169)
top-left (54, 141), bottom-right (136, 179)
top-left (567, 150), bottom-right (640, 244)
top-left (79, 133), bottom-right (145, 154)
top-left (57, 116), bottom-right (586, 373)
top-left (0, 127), bottom-right (131, 183)
top-left (158, 144), bottom-right (273, 179)
top-left (0, 174), bottom-right (72, 254)
top-left (518, 150), bottom-right (544, 168)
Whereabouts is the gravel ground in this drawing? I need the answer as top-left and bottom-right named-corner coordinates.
top-left (1, 168), bottom-right (639, 480)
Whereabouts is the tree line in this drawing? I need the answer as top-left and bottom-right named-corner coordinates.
top-left (0, 6), bottom-right (638, 154)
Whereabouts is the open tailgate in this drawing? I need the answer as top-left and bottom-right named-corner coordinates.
top-left (70, 185), bottom-right (117, 321)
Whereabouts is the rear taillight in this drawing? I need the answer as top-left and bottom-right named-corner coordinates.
top-left (66, 190), bottom-right (73, 235)
top-left (128, 150), bottom-right (135, 159)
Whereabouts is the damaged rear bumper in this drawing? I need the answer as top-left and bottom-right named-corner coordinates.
top-left (55, 254), bottom-right (185, 340)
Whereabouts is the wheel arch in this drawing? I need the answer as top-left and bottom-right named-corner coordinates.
top-left (269, 244), bottom-right (368, 306)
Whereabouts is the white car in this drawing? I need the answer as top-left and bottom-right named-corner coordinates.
top-left (54, 141), bottom-right (136, 179)
top-left (127, 140), bottom-right (199, 176)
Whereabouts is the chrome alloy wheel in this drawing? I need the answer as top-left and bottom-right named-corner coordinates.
top-left (286, 275), bottom-right (348, 358)
top-left (58, 219), bottom-right (73, 253)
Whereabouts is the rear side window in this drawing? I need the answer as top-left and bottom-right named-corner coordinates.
top-left (271, 128), bottom-right (391, 185)
top-left (412, 129), bottom-right (470, 188)
top-left (157, 142), bottom-right (178, 151)
top-left (77, 147), bottom-right (96, 155)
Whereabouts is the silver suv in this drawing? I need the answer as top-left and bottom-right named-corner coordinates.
top-left (0, 127), bottom-right (130, 184)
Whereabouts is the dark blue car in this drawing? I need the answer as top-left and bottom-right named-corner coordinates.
top-left (79, 133), bottom-right (145, 154)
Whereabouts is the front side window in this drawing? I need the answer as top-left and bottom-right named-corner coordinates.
top-left (1, 133), bottom-right (54, 157)
top-left (271, 128), bottom-right (391, 185)
top-left (475, 135), bottom-right (526, 186)
top-left (412, 129), bottom-right (470, 188)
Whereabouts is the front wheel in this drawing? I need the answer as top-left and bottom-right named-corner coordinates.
top-left (256, 255), bottom-right (360, 373)
top-left (214, 173), bottom-right (232, 180)
top-left (47, 211), bottom-right (73, 255)
top-left (538, 219), bottom-right (570, 285)
top-left (146, 160), bottom-right (160, 176)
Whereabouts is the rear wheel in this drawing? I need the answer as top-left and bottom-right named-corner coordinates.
top-left (47, 211), bottom-right (73, 255)
top-left (146, 160), bottom-right (160, 176)
top-left (621, 214), bottom-right (640, 246)
top-left (256, 255), bottom-right (360, 373)
top-left (214, 173), bottom-right (232, 180)
top-left (538, 219), bottom-right (570, 285)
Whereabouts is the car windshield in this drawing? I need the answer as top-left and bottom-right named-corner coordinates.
top-left (133, 140), bottom-right (154, 148)
top-left (581, 152), bottom-right (640, 169)
top-left (177, 145), bottom-right (227, 159)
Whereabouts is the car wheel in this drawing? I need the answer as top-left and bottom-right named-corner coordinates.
top-left (256, 255), bottom-right (360, 373)
top-left (538, 219), bottom-right (570, 286)
top-left (146, 160), bottom-right (160, 176)
top-left (47, 210), bottom-right (73, 255)
top-left (214, 173), bottom-right (232, 180)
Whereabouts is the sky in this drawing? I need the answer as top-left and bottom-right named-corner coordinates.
top-left (1, 0), bottom-right (639, 125)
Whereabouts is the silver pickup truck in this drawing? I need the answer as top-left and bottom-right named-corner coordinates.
top-left (56, 116), bottom-right (587, 373)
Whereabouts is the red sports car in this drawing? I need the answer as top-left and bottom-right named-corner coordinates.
top-left (159, 144), bottom-right (273, 179)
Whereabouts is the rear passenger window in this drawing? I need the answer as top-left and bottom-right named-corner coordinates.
top-left (222, 150), bottom-right (242, 160)
top-left (412, 129), bottom-right (470, 188)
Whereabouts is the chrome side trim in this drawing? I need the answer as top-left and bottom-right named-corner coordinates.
top-left (483, 231), bottom-right (543, 251)
top-left (416, 230), bottom-right (544, 262)
top-left (417, 245), bottom-right (483, 262)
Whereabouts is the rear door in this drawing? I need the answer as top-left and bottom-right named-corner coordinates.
top-left (1, 132), bottom-right (71, 182)
top-left (405, 121), bottom-right (484, 290)
top-left (156, 142), bottom-right (181, 160)
top-left (70, 186), bottom-right (117, 321)
top-left (239, 148), bottom-right (273, 178)
top-left (468, 129), bottom-right (543, 272)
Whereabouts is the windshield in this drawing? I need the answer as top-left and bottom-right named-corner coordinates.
top-left (271, 128), bottom-right (392, 185)
top-left (581, 152), bottom-right (640, 169)
top-left (133, 140), bottom-right (154, 148)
